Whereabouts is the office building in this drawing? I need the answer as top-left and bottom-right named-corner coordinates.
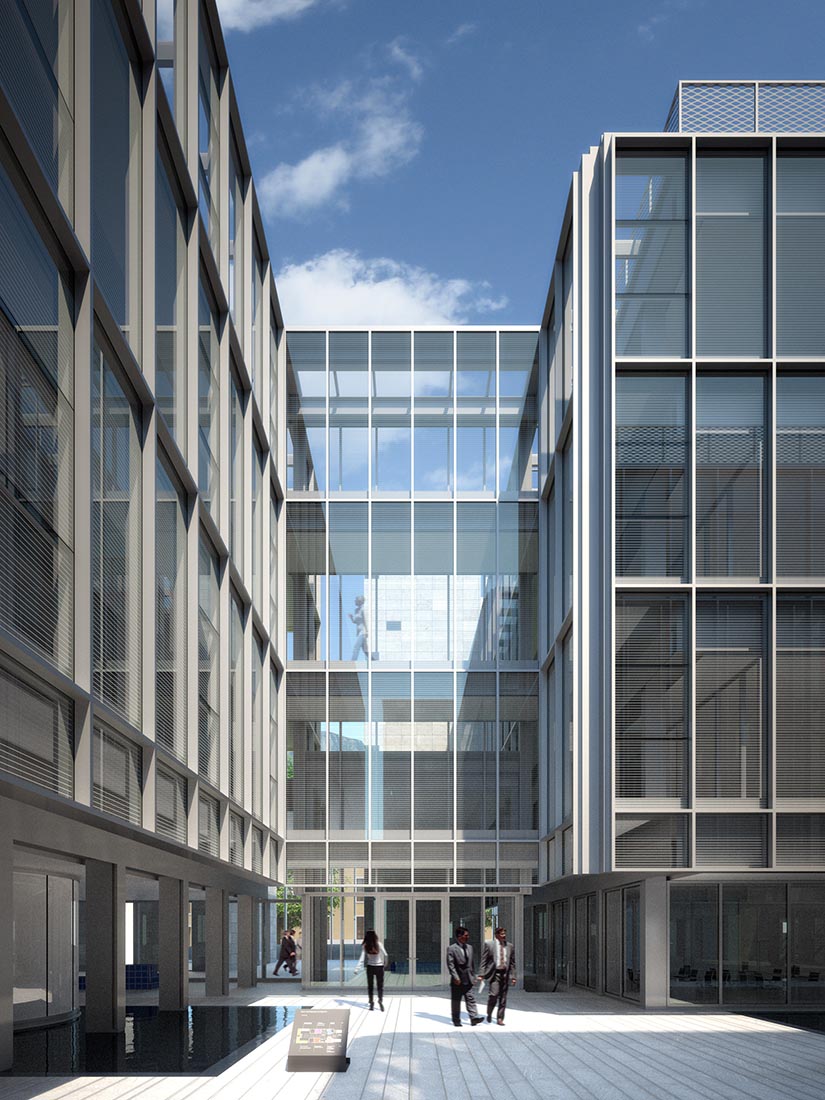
top-left (0, 0), bottom-right (823, 1066)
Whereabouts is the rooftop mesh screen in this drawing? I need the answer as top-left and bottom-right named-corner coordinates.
top-left (666, 82), bottom-right (825, 133)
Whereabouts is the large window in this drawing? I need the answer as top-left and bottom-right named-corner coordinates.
top-left (456, 332), bottom-right (495, 493)
top-left (371, 504), bottom-right (411, 664)
top-left (287, 332), bottom-right (326, 492)
top-left (456, 673), bottom-right (496, 834)
top-left (197, 537), bottom-right (220, 785)
top-left (197, 276), bottom-right (219, 519)
top-left (777, 156), bottom-right (825, 355)
top-left (91, 0), bottom-right (141, 347)
top-left (372, 332), bottom-right (411, 492)
top-left (499, 672), bottom-right (538, 833)
top-left (370, 673), bottom-right (411, 836)
top-left (696, 155), bottom-right (767, 357)
top-left (155, 155), bottom-right (187, 446)
top-left (616, 374), bottom-right (688, 578)
top-left (499, 332), bottom-right (538, 494)
top-left (776, 374), bottom-right (825, 577)
top-left (498, 503), bottom-right (538, 661)
top-left (229, 592), bottom-right (244, 803)
top-left (328, 331), bottom-right (367, 492)
top-left (456, 504), bottom-right (496, 663)
top-left (615, 154), bottom-right (688, 357)
top-left (328, 672), bottom-right (367, 834)
top-left (414, 331), bottom-right (453, 492)
top-left (696, 375), bottom-right (765, 578)
top-left (198, 6), bottom-right (220, 252)
top-left (229, 375), bottom-right (244, 569)
top-left (156, 453), bottom-right (187, 760)
top-left (92, 339), bottom-right (142, 726)
top-left (228, 139), bottom-right (244, 332)
top-left (287, 502), bottom-right (326, 661)
top-left (286, 673), bottom-right (325, 834)
top-left (696, 597), bottom-right (765, 802)
top-left (413, 672), bottom-right (453, 833)
top-left (0, 162), bottom-right (74, 674)
top-left (776, 595), bottom-right (825, 801)
top-left (615, 595), bottom-right (688, 803)
top-left (414, 504), bottom-right (452, 661)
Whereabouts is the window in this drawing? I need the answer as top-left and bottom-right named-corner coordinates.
top-left (92, 338), bottom-right (142, 726)
top-left (499, 332), bottom-right (538, 494)
top-left (696, 597), bottom-right (764, 801)
top-left (287, 502), bottom-right (326, 661)
top-left (776, 595), bottom-right (825, 800)
top-left (286, 332), bottom-right (326, 492)
top-left (229, 592), bottom-right (244, 803)
top-left (230, 375), bottom-right (244, 569)
top-left (456, 332), bottom-right (495, 493)
top-left (414, 504), bottom-right (452, 661)
top-left (0, 660), bottom-right (73, 798)
top-left (777, 375), bottom-right (825, 576)
top-left (615, 154), bottom-right (688, 357)
top-left (93, 726), bottom-right (142, 825)
top-left (616, 595), bottom-right (688, 802)
top-left (198, 537), bottom-right (220, 784)
top-left (776, 156), bottom-right (825, 355)
top-left (696, 155), bottom-right (767, 356)
top-left (228, 139), bottom-right (244, 331)
top-left (0, 162), bottom-right (74, 674)
top-left (198, 792), bottom-right (219, 856)
top-left (156, 765), bottom-right (187, 843)
top-left (198, 6), bottom-right (220, 251)
top-left (92, 0), bottom-right (141, 348)
top-left (328, 672), bottom-right (368, 834)
top-left (198, 276), bottom-right (219, 518)
top-left (328, 331), bottom-right (368, 492)
top-left (155, 155), bottom-right (187, 446)
top-left (414, 331), bottom-right (453, 492)
top-left (498, 503), bottom-right (538, 661)
top-left (616, 374), bottom-right (688, 577)
top-left (372, 332), bottom-right (411, 492)
top-left (286, 673), bottom-right (325, 833)
top-left (696, 374), bottom-right (765, 578)
top-left (156, 453), bottom-right (187, 760)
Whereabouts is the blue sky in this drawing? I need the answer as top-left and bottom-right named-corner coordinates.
top-left (218, 0), bottom-right (825, 325)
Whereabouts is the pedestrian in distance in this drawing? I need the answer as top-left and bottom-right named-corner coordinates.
top-left (479, 925), bottom-right (516, 1024)
top-left (354, 928), bottom-right (388, 1010)
top-left (447, 926), bottom-right (484, 1027)
top-left (273, 928), bottom-right (298, 976)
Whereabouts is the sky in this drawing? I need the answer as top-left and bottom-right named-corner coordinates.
top-left (217, 0), bottom-right (825, 326)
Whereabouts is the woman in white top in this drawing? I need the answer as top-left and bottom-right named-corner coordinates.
top-left (354, 928), bottom-right (388, 1010)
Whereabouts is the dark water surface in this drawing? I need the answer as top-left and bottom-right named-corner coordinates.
top-left (4, 1004), bottom-right (299, 1076)
top-left (743, 1011), bottom-right (825, 1037)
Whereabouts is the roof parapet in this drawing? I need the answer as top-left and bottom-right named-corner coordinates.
top-left (665, 80), bottom-right (825, 133)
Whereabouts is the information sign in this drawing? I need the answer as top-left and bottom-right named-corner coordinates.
top-left (286, 1008), bottom-right (350, 1073)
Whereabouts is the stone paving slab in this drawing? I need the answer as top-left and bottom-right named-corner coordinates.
top-left (1, 989), bottom-right (825, 1100)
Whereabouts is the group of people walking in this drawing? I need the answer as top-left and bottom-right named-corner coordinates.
top-left (355, 925), bottom-right (516, 1025)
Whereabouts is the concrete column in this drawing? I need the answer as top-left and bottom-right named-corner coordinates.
top-left (205, 886), bottom-right (229, 996)
top-left (85, 860), bottom-right (126, 1033)
top-left (237, 895), bottom-right (257, 988)
top-left (641, 875), bottom-right (668, 1008)
top-left (158, 877), bottom-right (188, 1010)
top-left (0, 815), bottom-right (13, 1070)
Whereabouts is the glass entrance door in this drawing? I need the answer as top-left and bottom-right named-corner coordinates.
top-left (381, 896), bottom-right (445, 987)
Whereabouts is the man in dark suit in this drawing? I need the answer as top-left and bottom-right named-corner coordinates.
top-left (274, 929), bottom-right (297, 976)
top-left (446, 926), bottom-right (484, 1027)
top-left (479, 926), bottom-right (516, 1024)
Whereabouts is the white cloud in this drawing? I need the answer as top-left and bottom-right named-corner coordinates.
top-left (259, 84), bottom-right (423, 217)
top-left (275, 249), bottom-right (508, 326)
top-left (388, 37), bottom-right (424, 81)
top-left (218, 0), bottom-right (324, 31)
top-left (637, 0), bottom-right (693, 41)
top-left (446, 22), bottom-right (477, 46)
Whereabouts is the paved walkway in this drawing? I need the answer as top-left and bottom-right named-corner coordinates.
top-left (2, 987), bottom-right (825, 1100)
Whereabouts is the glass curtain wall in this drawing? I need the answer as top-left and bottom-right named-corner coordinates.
top-left (285, 330), bottom-right (539, 892)
top-left (155, 153), bottom-right (187, 446)
top-left (156, 454), bottom-right (187, 760)
top-left (197, 276), bottom-right (219, 519)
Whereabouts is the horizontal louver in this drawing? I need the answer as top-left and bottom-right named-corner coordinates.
top-left (616, 595), bottom-right (688, 801)
top-left (696, 375), bottom-right (765, 578)
top-left (0, 660), bottom-right (73, 797)
top-left (229, 812), bottom-right (244, 867)
top-left (198, 793), bottom-right (220, 857)
top-left (696, 156), bottom-right (767, 357)
top-left (252, 828), bottom-right (264, 874)
top-left (776, 596), bottom-right (825, 799)
top-left (615, 814), bottom-right (688, 868)
top-left (0, 307), bottom-right (74, 674)
top-left (696, 597), bottom-right (764, 800)
top-left (776, 375), bottom-right (825, 577)
top-left (695, 814), bottom-right (767, 866)
top-left (616, 375), bottom-right (688, 578)
top-left (329, 842), bottom-right (367, 865)
top-left (93, 726), bottom-right (142, 826)
top-left (776, 815), bottom-right (825, 866)
top-left (776, 157), bottom-right (825, 355)
top-left (156, 765), bottom-right (187, 843)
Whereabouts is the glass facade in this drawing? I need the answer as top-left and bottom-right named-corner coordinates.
top-left (285, 330), bottom-right (539, 889)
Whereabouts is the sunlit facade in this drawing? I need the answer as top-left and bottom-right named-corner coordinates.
top-left (526, 81), bottom-right (825, 1007)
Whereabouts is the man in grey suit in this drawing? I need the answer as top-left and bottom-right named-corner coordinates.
top-left (479, 926), bottom-right (516, 1024)
top-left (446, 926), bottom-right (484, 1027)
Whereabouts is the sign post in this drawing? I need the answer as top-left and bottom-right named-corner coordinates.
top-left (286, 1008), bottom-right (350, 1073)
